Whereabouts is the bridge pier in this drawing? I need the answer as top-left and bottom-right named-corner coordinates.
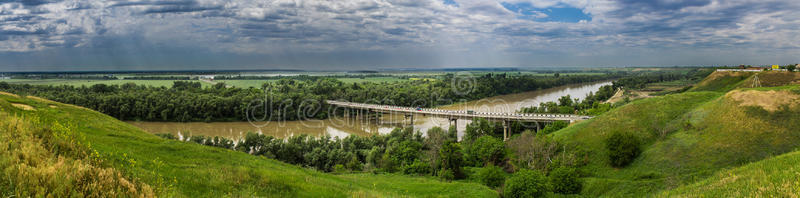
top-left (404, 114), bottom-right (415, 130)
top-left (503, 120), bottom-right (509, 141)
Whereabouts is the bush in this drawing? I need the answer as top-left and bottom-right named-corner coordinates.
top-left (475, 165), bottom-right (505, 188)
top-left (549, 167), bottom-right (582, 194)
top-left (155, 133), bottom-right (177, 140)
top-left (503, 169), bottom-right (549, 198)
top-left (466, 136), bottom-right (506, 166)
top-left (605, 131), bottom-right (641, 167)
top-left (333, 164), bottom-right (347, 174)
top-left (439, 169), bottom-right (455, 181)
top-left (539, 121), bottom-right (568, 134)
top-left (402, 160), bottom-right (431, 175)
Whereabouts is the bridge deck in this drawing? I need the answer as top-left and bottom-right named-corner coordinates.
top-left (326, 100), bottom-right (591, 122)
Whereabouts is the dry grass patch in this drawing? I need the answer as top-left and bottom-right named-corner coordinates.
top-left (11, 103), bottom-right (35, 111)
top-left (727, 90), bottom-right (799, 112)
top-left (0, 113), bottom-right (155, 197)
top-left (0, 92), bottom-right (18, 98)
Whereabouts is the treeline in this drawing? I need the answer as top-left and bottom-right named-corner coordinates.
top-left (161, 119), bottom-right (587, 196)
top-left (0, 73), bottom-right (621, 122)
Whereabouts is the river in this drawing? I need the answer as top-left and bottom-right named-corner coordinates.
top-left (128, 81), bottom-right (612, 140)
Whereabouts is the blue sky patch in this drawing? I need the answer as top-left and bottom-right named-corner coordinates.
top-left (443, 0), bottom-right (458, 6)
top-left (501, 2), bottom-right (591, 23)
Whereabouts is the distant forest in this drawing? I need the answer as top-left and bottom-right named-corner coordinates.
top-left (0, 70), bottom-right (708, 122)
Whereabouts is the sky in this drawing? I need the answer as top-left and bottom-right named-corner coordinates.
top-left (0, 0), bottom-right (798, 71)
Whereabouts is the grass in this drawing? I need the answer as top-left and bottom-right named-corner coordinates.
top-left (0, 92), bottom-right (496, 197)
top-left (690, 71), bottom-right (753, 92)
top-left (546, 70), bottom-right (800, 197)
top-left (659, 149), bottom-right (800, 197)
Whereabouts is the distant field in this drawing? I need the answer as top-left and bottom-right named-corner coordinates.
top-left (214, 80), bottom-right (276, 88)
top-left (336, 77), bottom-right (407, 83)
top-left (0, 79), bottom-right (190, 87)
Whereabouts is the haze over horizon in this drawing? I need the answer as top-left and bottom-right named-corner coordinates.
top-left (1, 0), bottom-right (799, 72)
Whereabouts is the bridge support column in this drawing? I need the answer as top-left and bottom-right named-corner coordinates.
top-left (410, 114), bottom-right (414, 130)
top-left (503, 120), bottom-right (509, 141)
top-left (449, 118), bottom-right (458, 135)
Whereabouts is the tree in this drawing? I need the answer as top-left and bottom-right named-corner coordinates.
top-left (787, 64), bottom-right (797, 72)
top-left (439, 141), bottom-right (465, 179)
top-left (504, 169), bottom-right (549, 198)
top-left (549, 167), bottom-right (582, 194)
top-left (476, 164), bottom-right (505, 188)
top-left (605, 131), bottom-right (641, 167)
top-left (466, 136), bottom-right (506, 166)
top-left (464, 118), bottom-right (499, 141)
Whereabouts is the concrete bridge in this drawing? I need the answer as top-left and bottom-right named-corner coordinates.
top-left (326, 100), bottom-right (592, 140)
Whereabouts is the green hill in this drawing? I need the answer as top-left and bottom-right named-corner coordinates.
top-left (0, 92), bottom-right (496, 197)
top-left (550, 71), bottom-right (800, 196)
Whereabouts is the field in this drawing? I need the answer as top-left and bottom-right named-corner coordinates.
top-left (0, 79), bottom-right (188, 87)
top-left (0, 92), bottom-right (496, 197)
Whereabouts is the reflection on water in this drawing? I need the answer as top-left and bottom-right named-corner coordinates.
top-left (128, 81), bottom-right (612, 139)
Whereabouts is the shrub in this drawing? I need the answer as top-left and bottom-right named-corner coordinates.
top-left (466, 136), bottom-right (506, 166)
top-left (333, 164), bottom-right (347, 174)
top-left (403, 160), bottom-right (431, 175)
top-left (345, 155), bottom-right (363, 171)
top-left (475, 164), bottom-right (506, 188)
top-left (503, 169), bottom-right (549, 198)
top-left (439, 169), bottom-right (455, 182)
top-left (539, 121), bottom-right (568, 134)
top-left (155, 133), bottom-right (177, 140)
top-left (549, 167), bottom-right (582, 194)
top-left (605, 131), bottom-right (641, 167)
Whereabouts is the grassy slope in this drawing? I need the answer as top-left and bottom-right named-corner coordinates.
top-left (551, 71), bottom-right (800, 196)
top-left (0, 93), bottom-right (496, 197)
top-left (660, 149), bottom-right (800, 197)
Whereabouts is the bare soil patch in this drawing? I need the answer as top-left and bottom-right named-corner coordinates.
top-left (727, 90), bottom-right (800, 112)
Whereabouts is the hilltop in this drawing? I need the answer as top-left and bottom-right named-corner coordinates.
top-left (0, 92), bottom-right (496, 197)
top-left (550, 70), bottom-right (800, 196)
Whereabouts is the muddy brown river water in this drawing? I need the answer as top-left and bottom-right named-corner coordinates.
top-left (128, 81), bottom-right (612, 140)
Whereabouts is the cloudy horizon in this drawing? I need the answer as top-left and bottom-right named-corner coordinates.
top-left (1, 0), bottom-right (799, 71)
